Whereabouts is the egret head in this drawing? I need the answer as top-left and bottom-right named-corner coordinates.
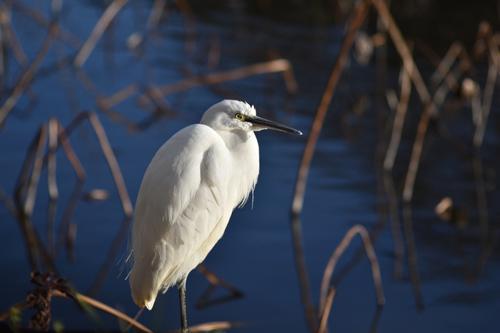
top-left (201, 100), bottom-right (302, 135)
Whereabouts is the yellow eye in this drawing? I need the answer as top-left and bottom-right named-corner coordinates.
top-left (235, 113), bottom-right (245, 121)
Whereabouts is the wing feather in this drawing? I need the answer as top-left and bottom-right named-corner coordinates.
top-left (129, 124), bottom-right (230, 309)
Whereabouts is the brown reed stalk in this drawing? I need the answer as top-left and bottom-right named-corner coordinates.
top-left (291, 215), bottom-right (318, 332)
top-left (127, 0), bottom-right (166, 49)
top-left (76, 66), bottom-right (160, 131)
top-left (170, 321), bottom-right (243, 333)
top-left (0, 24), bottom-right (56, 127)
top-left (138, 58), bottom-right (298, 105)
top-left (56, 119), bottom-right (86, 180)
top-left (371, 0), bottom-right (432, 108)
top-left (51, 289), bottom-right (153, 333)
top-left (1, 273), bottom-right (151, 333)
top-left (197, 264), bottom-right (243, 296)
top-left (317, 287), bottom-right (336, 333)
top-left (432, 65), bottom-right (461, 107)
top-left (319, 225), bottom-right (385, 314)
top-left (0, 5), bottom-right (29, 66)
top-left (57, 180), bottom-right (84, 259)
top-left (13, 127), bottom-right (47, 270)
top-left (474, 40), bottom-right (499, 147)
top-left (146, 0), bottom-right (166, 30)
top-left (430, 42), bottom-right (464, 87)
top-left (13, 126), bottom-right (58, 272)
top-left (98, 83), bottom-right (139, 110)
top-left (47, 119), bottom-right (59, 201)
top-left (23, 126), bottom-right (47, 218)
top-left (63, 111), bottom-right (133, 217)
top-left (9, 0), bottom-right (81, 48)
top-left (47, 119), bottom-right (59, 256)
top-left (145, 85), bottom-right (176, 115)
top-left (291, 0), bottom-right (370, 216)
top-left (384, 66), bottom-right (412, 170)
top-left (195, 264), bottom-right (244, 308)
top-left (74, 0), bottom-right (129, 67)
top-left (371, 0), bottom-right (438, 202)
top-left (87, 112), bottom-right (133, 217)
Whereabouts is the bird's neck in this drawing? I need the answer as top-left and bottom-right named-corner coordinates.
top-left (216, 129), bottom-right (252, 151)
top-left (216, 129), bottom-right (259, 207)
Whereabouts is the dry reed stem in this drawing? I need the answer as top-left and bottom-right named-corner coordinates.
top-left (291, 215), bottom-right (318, 332)
top-left (47, 119), bottom-right (59, 200)
top-left (56, 119), bottom-right (86, 180)
top-left (147, 0), bottom-right (166, 30)
top-left (98, 83), bottom-right (138, 110)
top-left (0, 6), bottom-right (29, 66)
top-left (145, 85), bottom-right (176, 114)
top-left (383, 66), bottom-right (412, 170)
top-left (57, 180), bottom-right (84, 258)
top-left (87, 113), bottom-right (133, 217)
top-left (10, 0), bottom-right (81, 48)
top-left (51, 290), bottom-right (153, 333)
top-left (319, 225), bottom-right (385, 314)
top-left (77, 67), bottom-right (161, 132)
top-left (47, 118), bottom-right (59, 257)
top-left (138, 58), bottom-right (298, 105)
top-left (13, 127), bottom-right (47, 270)
top-left (74, 0), bottom-right (128, 67)
top-left (0, 275), bottom-right (151, 332)
top-left (432, 65), bottom-right (462, 107)
top-left (402, 106), bottom-right (432, 202)
top-left (371, 0), bottom-right (432, 107)
top-left (317, 287), bottom-right (336, 333)
top-left (13, 126), bottom-right (57, 272)
top-left (197, 264), bottom-right (242, 295)
top-left (63, 111), bottom-right (133, 217)
top-left (291, 0), bottom-right (370, 216)
top-left (0, 24), bottom-right (56, 127)
top-left (474, 40), bottom-right (498, 147)
top-left (126, 0), bottom-right (166, 50)
top-left (195, 264), bottom-right (243, 308)
top-left (170, 321), bottom-right (242, 333)
top-left (40, 117), bottom-right (87, 186)
top-left (23, 125), bottom-right (47, 217)
top-left (371, 0), bottom-right (438, 202)
top-left (430, 42), bottom-right (464, 87)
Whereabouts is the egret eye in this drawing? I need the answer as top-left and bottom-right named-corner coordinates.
top-left (235, 112), bottom-right (245, 121)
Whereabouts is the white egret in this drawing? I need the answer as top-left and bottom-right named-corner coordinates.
top-left (129, 100), bottom-right (301, 332)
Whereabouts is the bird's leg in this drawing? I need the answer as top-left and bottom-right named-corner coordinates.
top-left (178, 276), bottom-right (189, 333)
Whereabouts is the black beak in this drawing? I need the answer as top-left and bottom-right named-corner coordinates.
top-left (246, 115), bottom-right (302, 135)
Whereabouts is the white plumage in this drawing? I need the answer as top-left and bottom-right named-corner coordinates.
top-left (129, 100), bottom-right (301, 316)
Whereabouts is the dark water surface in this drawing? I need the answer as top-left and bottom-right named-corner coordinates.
top-left (0, 1), bottom-right (499, 332)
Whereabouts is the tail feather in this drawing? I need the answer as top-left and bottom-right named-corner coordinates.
top-left (129, 263), bottom-right (159, 310)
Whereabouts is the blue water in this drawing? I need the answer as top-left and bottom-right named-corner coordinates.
top-left (0, 1), bottom-right (499, 332)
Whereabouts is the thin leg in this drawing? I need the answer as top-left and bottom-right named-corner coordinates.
top-left (178, 277), bottom-right (189, 333)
